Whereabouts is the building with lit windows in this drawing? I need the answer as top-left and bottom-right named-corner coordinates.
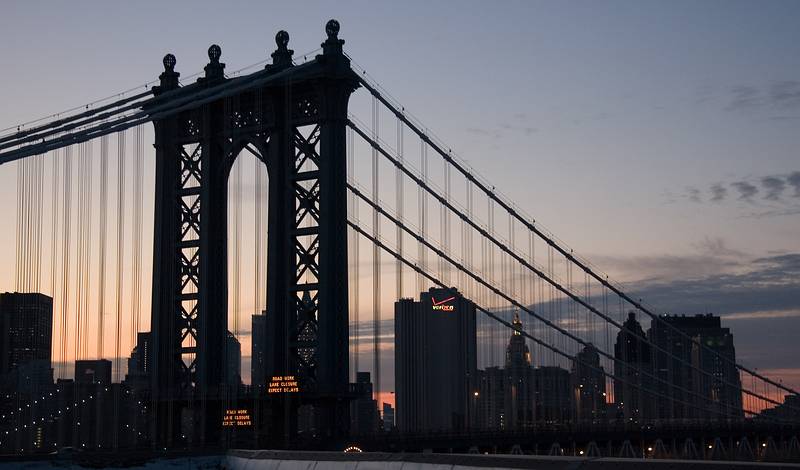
top-left (0, 292), bottom-right (53, 394)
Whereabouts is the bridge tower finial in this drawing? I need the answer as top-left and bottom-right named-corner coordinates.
top-left (203, 44), bottom-right (225, 81)
top-left (269, 30), bottom-right (294, 70)
top-left (322, 19), bottom-right (344, 56)
top-left (156, 53), bottom-right (179, 93)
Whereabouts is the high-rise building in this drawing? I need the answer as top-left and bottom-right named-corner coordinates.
top-left (0, 292), bottom-right (53, 393)
top-left (394, 287), bottom-right (477, 432)
top-left (571, 343), bottom-right (607, 423)
top-left (649, 314), bottom-right (743, 420)
top-left (381, 402), bottom-right (395, 431)
top-left (75, 359), bottom-right (112, 385)
top-left (251, 312), bottom-right (267, 387)
top-left (614, 312), bottom-right (655, 422)
top-left (350, 371), bottom-right (378, 435)
top-left (124, 332), bottom-right (152, 393)
top-left (478, 366), bottom-right (506, 429)
top-left (533, 366), bottom-right (572, 423)
top-left (226, 331), bottom-right (242, 386)
top-left (503, 313), bottom-right (535, 429)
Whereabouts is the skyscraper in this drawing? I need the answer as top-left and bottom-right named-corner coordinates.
top-left (226, 331), bottom-right (242, 386)
top-left (0, 292), bottom-right (53, 393)
top-left (381, 402), bottom-right (395, 431)
top-left (394, 287), bottom-right (477, 432)
top-left (477, 314), bottom-right (537, 430)
top-left (649, 314), bottom-right (743, 420)
top-left (124, 332), bottom-right (152, 393)
top-left (503, 313), bottom-right (535, 429)
top-left (614, 312), bottom-right (655, 422)
top-left (350, 371), bottom-right (378, 435)
top-left (533, 366), bottom-right (572, 423)
top-left (251, 312), bottom-right (267, 387)
top-left (571, 343), bottom-right (607, 423)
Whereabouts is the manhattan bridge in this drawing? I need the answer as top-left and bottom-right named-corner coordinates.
top-left (0, 20), bottom-right (798, 465)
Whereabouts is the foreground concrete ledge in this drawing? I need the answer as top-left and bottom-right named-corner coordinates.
top-left (228, 450), bottom-right (800, 469)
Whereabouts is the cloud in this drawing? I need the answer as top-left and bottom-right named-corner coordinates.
top-left (731, 181), bottom-right (758, 201)
top-left (625, 253), bottom-right (800, 316)
top-left (590, 238), bottom-right (745, 285)
top-left (670, 173), bottom-right (800, 218)
top-left (727, 85), bottom-right (762, 111)
top-left (726, 81), bottom-right (800, 112)
top-left (788, 172), bottom-right (800, 197)
top-left (761, 176), bottom-right (786, 201)
top-left (722, 309), bottom-right (800, 321)
top-left (770, 81), bottom-right (800, 109)
top-left (709, 183), bottom-right (727, 202)
top-left (692, 236), bottom-right (746, 258)
top-left (466, 127), bottom-right (501, 139)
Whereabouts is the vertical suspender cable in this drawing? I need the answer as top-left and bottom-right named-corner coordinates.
top-left (371, 95), bottom-right (381, 401)
top-left (348, 125), bottom-right (359, 378)
top-left (113, 130), bottom-right (126, 450)
top-left (50, 152), bottom-right (60, 299)
top-left (132, 126), bottom-right (143, 343)
top-left (14, 157), bottom-right (22, 291)
top-left (114, 131), bottom-right (126, 383)
top-left (97, 136), bottom-right (108, 360)
top-left (60, 147), bottom-right (72, 380)
top-left (396, 115), bottom-right (404, 300)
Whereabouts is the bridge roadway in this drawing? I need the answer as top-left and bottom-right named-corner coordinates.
top-left (345, 422), bottom-right (800, 455)
top-left (1, 450), bottom-right (799, 469)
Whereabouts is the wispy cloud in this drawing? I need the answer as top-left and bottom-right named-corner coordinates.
top-left (669, 172), bottom-right (800, 217)
top-left (727, 85), bottom-right (762, 111)
top-left (725, 81), bottom-right (800, 112)
top-left (686, 186), bottom-right (701, 203)
top-left (769, 81), bottom-right (800, 109)
top-left (788, 171), bottom-right (800, 197)
top-left (731, 181), bottom-right (758, 201)
top-left (761, 176), bottom-right (787, 201)
top-left (709, 183), bottom-right (727, 202)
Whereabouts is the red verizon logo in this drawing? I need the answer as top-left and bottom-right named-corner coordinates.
top-left (431, 296), bottom-right (455, 311)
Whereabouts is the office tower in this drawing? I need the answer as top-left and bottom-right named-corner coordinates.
top-left (0, 292), bottom-right (53, 393)
top-left (124, 332), bottom-right (152, 393)
top-left (649, 313), bottom-right (743, 420)
top-left (503, 313), bottom-right (535, 428)
top-left (395, 287), bottom-right (477, 432)
top-left (478, 367), bottom-right (505, 429)
top-left (571, 343), bottom-right (607, 423)
top-left (381, 402), bottom-right (395, 431)
top-left (614, 312), bottom-right (654, 422)
top-left (226, 331), bottom-right (242, 386)
top-left (251, 311), bottom-right (267, 387)
top-left (533, 366), bottom-right (572, 422)
top-left (350, 371), bottom-right (378, 435)
top-left (75, 359), bottom-right (112, 385)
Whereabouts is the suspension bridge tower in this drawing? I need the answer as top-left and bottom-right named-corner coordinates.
top-left (148, 20), bottom-right (359, 447)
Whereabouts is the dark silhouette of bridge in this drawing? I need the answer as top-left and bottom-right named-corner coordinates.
top-left (0, 20), bottom-right (798, 463)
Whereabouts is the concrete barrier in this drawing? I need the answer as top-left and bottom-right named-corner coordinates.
top-left (227, 450), bottom-right (800, 470)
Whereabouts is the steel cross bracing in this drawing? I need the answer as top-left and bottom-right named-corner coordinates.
top-left (290, 124), bottom-right (322, 386)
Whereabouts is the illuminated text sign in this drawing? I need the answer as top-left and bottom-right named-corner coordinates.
top-left (222, 408), bottom-right (252, 427)
top-left (268, 375), bottom-right (300, 394)
top-left (431, 296), bottom-right (455, 312)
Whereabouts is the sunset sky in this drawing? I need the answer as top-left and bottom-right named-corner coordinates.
top-left (1, 1), bottom-right (798, 393)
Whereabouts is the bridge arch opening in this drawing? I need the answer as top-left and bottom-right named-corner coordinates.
top-left (226, 143), bottom-right (268, 387)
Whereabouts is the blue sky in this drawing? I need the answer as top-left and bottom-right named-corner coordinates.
top-left (1, 1), bottom-right (799, 387)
